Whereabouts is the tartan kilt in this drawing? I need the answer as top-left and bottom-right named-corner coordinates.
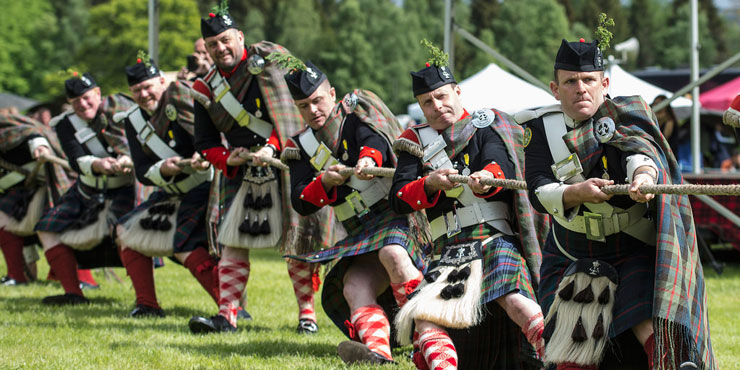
top-left (434, 224), bottom-right (537, 305)
top-left (291, 200), bottom-right (425, 342)
top-left (0, 186), bottom-right (43, 221)
top-left (539, 225), bottom-right (655, 339)
top-left (35, 182), bottom-right (135, 233)
top-left (117, 181), bottom-right (210, 253)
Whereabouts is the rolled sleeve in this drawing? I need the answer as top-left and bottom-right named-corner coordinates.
top-left (144, 159), bottom-right (174, 187)
top-left (626, 154), bottom-right (658, 183)
top-left (535, 182), bottom-right (579, 221)
top-left (76, 155), bottom-right (98, 176)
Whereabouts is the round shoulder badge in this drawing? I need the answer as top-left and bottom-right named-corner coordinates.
top-left (247, 54), bottom-right (265, 75)
top-left (471, 109), bottom-right (495, 128)
top-left (165, 104), bottom-right (177, 121)
top-left (594, 117), bottom-right (615, 143)
top-left (523, 127), bottom-right (532, 148)
top-left (342, 92), bottom-right (358, 113)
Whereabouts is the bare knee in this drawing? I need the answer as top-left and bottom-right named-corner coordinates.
top-left (632, 319), bottom-right (654, 345)
top-left (221, 246), bottom-right (249, 262)
top-left (37, 231), bottom-right (61, 251)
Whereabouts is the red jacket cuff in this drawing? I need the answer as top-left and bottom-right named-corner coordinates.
top-left (474, 162), bottom-right (505, 198)
top-left (299, 174), bottom-right (337, 207)
top-left (267, 129), bottom-right (281, 152)
top-left (201, 147), bottom-right (239, 178)
top-left (395, 177), bottom-right (440, 211)
top-left (359, 146), bottom-right (383, 167)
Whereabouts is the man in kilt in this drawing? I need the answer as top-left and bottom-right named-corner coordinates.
top-left (0, 112), bottom-right (72, 285)
top-left (113, 54), bottom-right (220, 317)
top-left (389, 49), bottom-right (545, 370)
top-left (519, 38), bottom-right (715, 369)
top-left (35, 72), bottom-right (136, 305)
top-left (188, 2), bottom-right (332, 334)
top-left (279, 57), bottom-right (426, 365)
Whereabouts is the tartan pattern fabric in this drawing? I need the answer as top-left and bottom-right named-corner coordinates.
top-left (350, 304), bottom-right (393, 361)
top-left (597, 96), bottom-right (714, 369)
top-left (684, 176), bottom-right (740, 250)
top-left (217, 258), bottom-right (249, 327)
top-left (288, 200), bottom-right (425, 266)
top-left (419, 328), bottom-right (458, 370)
top-left (433, 228), bottom-right (536, 304)
top-left (312, 89), bottom-right (403, 164)
top-left (200, 42), bottom-right (336, 255)
top-left (91, 94), bottom-right (136, 157)
top-left (286, 259), bottom-right (318, 321)
top-left (0, 187), bottom-right (38, 218)
top-left (35, 183), bottom-right (135, 233)
top-left (150, 80), bottom-right (195, 138)
top-left (0, 112), bottom-right (73, 203)
top-left (117, 182), bottom-right (209, 253)
top-left (523, 312), bottom-right (545, 358)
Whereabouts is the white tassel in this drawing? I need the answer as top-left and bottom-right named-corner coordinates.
top-left (60, 201), bottom-right (112, 250)
top-left (118, 201), bottom-right (180, 257)
top-left (4, 189), bottom-right (45, 236)
top-left (395, 259), bottom-right (483, 345)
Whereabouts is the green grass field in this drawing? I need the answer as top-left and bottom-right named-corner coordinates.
top-left (1, 249), bottom-right (738, 369)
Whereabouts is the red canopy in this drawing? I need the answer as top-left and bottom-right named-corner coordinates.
top-left (699, 75), bottom-right (740, 111)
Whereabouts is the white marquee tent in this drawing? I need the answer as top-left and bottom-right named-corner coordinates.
top-left (606, 63), bottom-right (693, 110)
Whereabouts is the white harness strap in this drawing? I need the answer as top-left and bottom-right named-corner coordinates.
top-left (207, 72), bottom-right (273, 139)
top-left (129, 108), bottom-right (180, 161)
top-left (542, 113), bottom-right (585, 183)
top-left (0, 162), bottom-right (38, 192)
top-left (68, 113), bottom-right (109, 158)
top-left (298, 130), bottom-right (390, 221)
top-left (416, 126), bottom-right (513, 239)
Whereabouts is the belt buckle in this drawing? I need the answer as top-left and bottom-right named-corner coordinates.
top-left (310, 142), bottom-right (336, 171)
top-left (345, 191), bottom-right (369, 218)
top-left (583, 211), bottom-right (606, 242)
top-left (551, 153), bottom-right (583, 182)
top-left (444, 205), bottom-right (461, 238)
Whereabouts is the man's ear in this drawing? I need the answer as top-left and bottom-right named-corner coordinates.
top-left (549, 81), bottom-right (560, 101)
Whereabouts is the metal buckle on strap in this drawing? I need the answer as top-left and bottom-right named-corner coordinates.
top-left (583, 211), bottom-right (606, 242)
top-left (310, 142), bottom-right (336, 171)
top-left (212, 77), bottom-right (230, 103)
top-left (235, 109), bottom-right (250, 127)
top-left (345, 191), bottom-right (369, 218)
top-left (137, 125), bottom-right (155, 145)
top-left (74, 127), bottom-right (96, 144)
top-left (551, 153), bottom-right (583, 182)
top-left (444, 206), bottom-right (461, 238)
top-left (423, 135), bottom-right (447, 162)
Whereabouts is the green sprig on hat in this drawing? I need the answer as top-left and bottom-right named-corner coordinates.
top-left (58, 68), bottom-right (80, 79)
top-left (420, 39), bottom-right (449, 68)
top-left (136, 50), bottom-right (153, 68)
top-left (212, 0), bottom-right (229, 17)
top-left (595, 13), bottom-right (615, 52)
top-left (266, 52), bottom-right (307, 72)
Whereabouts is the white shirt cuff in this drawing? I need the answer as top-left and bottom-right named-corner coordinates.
top-left (76, 155), bottom-right (98, 176)
top-left (626, 154), bottom-right (658, 183)
top-left (144, 159), bottom-right (174, 187)
top-left (27, 137), bottom-right (51, 155)
top-left (535, 182), bottom-right (579, 221)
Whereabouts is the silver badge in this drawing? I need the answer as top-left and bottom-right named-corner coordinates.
top-left (168, 140), bottom-right (176, 148)
top-left (341, 152), bottom-right (349, 161)
top-left (343, 93), bottom-right (358, 112)
top-left (306, 67), bottom-right (319, 82)
top-left (595, 117), bottom-right (616, 143)
top-left (223, 15), bottom-right (232, 26)
top-left (440, 66), bottom-right (451, 80)
top-left (149, 66), bottom-right (157, 75)
top-left (81, 76), bottom-right (92, 86)
top-left (106, 146), bottom-right (114, 153)
top-left (255, 110), bottom-right (262, 118)
top-left (471, 109), bottom-right (495, 128)
top-left (462, 167), bottom-right (471, 176)
top-left (247, 54), bottom-right (265, 75)
top-left (165, 104), bottom-right (177, 121)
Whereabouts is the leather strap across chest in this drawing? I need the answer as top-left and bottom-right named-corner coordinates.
top-left (68, 113), bottom-right (110, 158)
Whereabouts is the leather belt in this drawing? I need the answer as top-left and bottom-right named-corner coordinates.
top-left (162, 168), bottom-right (213, 195)
top-left (429, 201), bottom-right (511, 241)
top-left (334, 177), bottom-right (390, 221)
top-left (79, 173), bottom-right (133, 190)
top-left (553, 202), bottom-right (656, 245)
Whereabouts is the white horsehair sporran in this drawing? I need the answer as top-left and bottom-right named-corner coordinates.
top-left (118, 197), bottom-right (180, 257)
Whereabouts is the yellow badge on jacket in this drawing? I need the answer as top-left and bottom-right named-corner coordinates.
top-left (523, 127), bottom-right (532, 148)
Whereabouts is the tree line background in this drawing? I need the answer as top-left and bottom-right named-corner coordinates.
top-left (2, 0), bottom-right (739, 114)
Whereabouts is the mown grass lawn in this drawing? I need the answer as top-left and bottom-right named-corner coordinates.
top-left (0, 248), bottom-right (738, 369)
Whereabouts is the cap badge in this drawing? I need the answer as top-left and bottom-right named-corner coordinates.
top-left (223, 15), bottom-right (232, 26)
top-left (440, 66), bottom-right (451, 79)
top-left (149, 66), bottom-right (157, 75)
top-left (594, 117), bottom-right (615, 143)
top-left (306, 67), bottom-right (319, 82)
top-left (342, 93), bottom-right (358, 113)
top-left (81, 76), bottom-right (92, 86)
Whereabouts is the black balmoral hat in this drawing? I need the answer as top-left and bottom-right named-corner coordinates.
top-left (125, 58), bottom-right (161, 86)
top-left (65, 72), bottom-right (97, 99)
top-left (201, 1), bottom-right (237, 38)
top-left (410, 63), bottom-right (456, 97)
top-left (285, 61), bottom-right (327, 100)
top-left (554, 38), bottom-right (604, 72)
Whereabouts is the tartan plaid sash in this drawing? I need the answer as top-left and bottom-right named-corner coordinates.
top-left (150, 80), bottom-right (195, 138)
top-left (583, 96), bottom-right (715, 369)
top-left (562, 118), bottom-right (604, 177)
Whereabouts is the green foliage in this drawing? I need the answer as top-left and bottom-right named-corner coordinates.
top-left (595, 13), bottom-right (615, 52)
top-left (136, 50), bottom-right (153, 68)
top-left (421, 39), bottom-right (450, 68)
top-left (212, 0), bottom-right (230, 16)
top-left (657, 2), bottom-right (716, 69)
top-left (266, 52), bottom-right (306, 71)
